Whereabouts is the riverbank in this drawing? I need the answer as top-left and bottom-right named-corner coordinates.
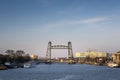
top-left (0, 65), bottom-right (7, 70)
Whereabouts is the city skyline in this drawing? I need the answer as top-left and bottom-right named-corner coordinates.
top-left (0, 0), bottom-right (120, 58)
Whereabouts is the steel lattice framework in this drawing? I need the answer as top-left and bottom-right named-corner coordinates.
top-left (46, 41), bottom-right (74, 60)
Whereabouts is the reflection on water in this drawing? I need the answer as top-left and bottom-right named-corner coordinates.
top-left (0, 63), bottom-right (120, 80)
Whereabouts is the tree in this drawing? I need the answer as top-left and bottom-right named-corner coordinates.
top-left (15, 50), bottom-right (25, 64)
top-left (23, 54), bottom-right (31, 62)
top-left (0, 54), bottom-right (6, 64)
top-left (16, 50), bottom-right (25, 56)
top-left (5, 50), bottom-right (15, 63)
top-left (5, 50), bottom-right (15, 56)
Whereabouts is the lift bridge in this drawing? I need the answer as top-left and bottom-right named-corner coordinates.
top-left (46, 41), bottom-right (75, 64)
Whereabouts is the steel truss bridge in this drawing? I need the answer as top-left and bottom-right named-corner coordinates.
top-left (46, 41), bottom-right (75, 63)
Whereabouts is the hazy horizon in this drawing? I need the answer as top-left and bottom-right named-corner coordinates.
top-left (0, 0), bottom-right (120, 58)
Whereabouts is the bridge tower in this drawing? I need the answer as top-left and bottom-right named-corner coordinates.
top-left (46, 41), bottom-right (52, 59)
top-left (68, 41), bottom-right (74, 59)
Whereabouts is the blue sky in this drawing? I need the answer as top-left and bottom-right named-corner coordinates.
top-left (0, 0), bottom-right (120, 58)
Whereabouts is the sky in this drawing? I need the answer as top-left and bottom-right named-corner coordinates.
top-left (0, 0), bottom-right (120, 58)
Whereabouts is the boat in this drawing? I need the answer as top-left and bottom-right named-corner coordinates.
top-left (4, 62), bottom-right (17, 69)
top-left (107, 62), bottom-right (119, 68)
top-left (23, 61), bottom-right (36, 68)
top-left (45, 60), bottom-right (52, 64)
top-left (23, 63), bottom-right (32, 68)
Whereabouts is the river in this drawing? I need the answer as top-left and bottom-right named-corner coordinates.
top-left (0, 63), bottom-right (120, 80)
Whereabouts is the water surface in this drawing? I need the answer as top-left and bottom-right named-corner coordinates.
top-left (0, 63), bottom-right (120, 80)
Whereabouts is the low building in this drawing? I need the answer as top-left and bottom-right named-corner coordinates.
top-left (75, 51), bottom-right (108, 64)
top-left (29, 54), bottom-right (38, 60)
top-left (58, 57), bottom-right (67, 62)
top-left (76, 52), bottom-right (89, 58)
top-left (89, 51), bottom-right (108, 58)
top-left (75, 52), bottom-right (89, 63)
top-left (112, 51), bottom-right (120, 64)
top-left (76, 51), bottom-right (107, 58)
